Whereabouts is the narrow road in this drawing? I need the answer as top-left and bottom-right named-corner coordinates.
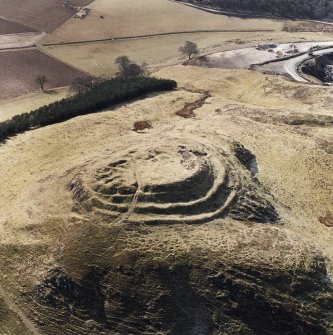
top-left (0, 32), bottom-right (45, 51)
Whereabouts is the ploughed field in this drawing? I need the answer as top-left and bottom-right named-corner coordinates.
top-left (0, 1), bottom-right (94, 100)
top-left (0, 0), bottom-right (93, 32)
top-left (0, 17), bottom-right (37, 34)
top-left (0, 49), bottom-right (89, 99)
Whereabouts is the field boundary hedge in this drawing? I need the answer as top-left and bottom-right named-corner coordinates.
top-left (0, 77), bottom-right (177, 143)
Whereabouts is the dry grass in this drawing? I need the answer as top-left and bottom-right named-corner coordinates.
top-left (158, 65), bottom-right (333, 115)
top-left (283, 20), bottom-right (333, 33)
top-left (0, 64), bottom-right (333, 332)
top-left (1, 66), bottom-right (332, 250)
top-left (40, 31), bottom-right (272, 77)
top-left (0, 87), bottom-right (69, 122)
top-left (41, 30), bottom-right (333, 78)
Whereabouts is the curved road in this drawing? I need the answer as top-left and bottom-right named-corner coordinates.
top-left (283, 47), bottom-right (333, 82)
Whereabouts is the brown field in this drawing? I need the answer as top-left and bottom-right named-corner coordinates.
top-left (0, 18), bottom-right (37, 34)
top-left (45, 0), bottom-right (283, 43)
top-left (0, 88), bottom-right (69, 122)
top-left (0, 0), bottom-right (93, 32)
top-left (0, 48), bottom-right (89, 99)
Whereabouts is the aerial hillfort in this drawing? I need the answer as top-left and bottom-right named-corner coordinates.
top-left (0, 0), bottom-right (333, 334)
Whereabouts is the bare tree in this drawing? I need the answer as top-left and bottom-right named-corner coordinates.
top-left (178, 41), bottom-right (199, 60)
top-left (35, 75), bottom-right (47, 91)
top-left (115, 56), bottom-right (131, 74)
top-left (115, 56), bottom-right (145, 78)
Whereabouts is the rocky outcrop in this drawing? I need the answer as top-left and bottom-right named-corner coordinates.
top-left (29, 245), bottom-right (333, 334)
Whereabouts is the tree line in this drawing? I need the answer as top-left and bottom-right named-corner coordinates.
top-left (179, 0), bottom-right (333, 20)
top-left (0, 76), bottom-right (177, 144)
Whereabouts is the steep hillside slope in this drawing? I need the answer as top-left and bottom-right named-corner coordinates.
top-left (181, 0), bottom-right (333, 20)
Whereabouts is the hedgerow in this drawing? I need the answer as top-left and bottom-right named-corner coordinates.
top-left (0, 77), bottom-right (177, 143)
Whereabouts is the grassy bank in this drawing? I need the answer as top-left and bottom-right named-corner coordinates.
top-left (0, 77), bottom-right (177, 143)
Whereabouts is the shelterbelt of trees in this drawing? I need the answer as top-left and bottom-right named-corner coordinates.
top-left (180, 0), bottom-right (333, 20)
top-left (0, 77), bottom-right (177, 143)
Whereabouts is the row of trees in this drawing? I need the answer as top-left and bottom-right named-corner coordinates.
top-left (35, 56), bottom-right (149, 93)
top-left (0, 75), bottom-right (177, 143)
top-left (115, 56), bottom-right (149, 78)
top-left (179, 0), bottom-right (333, 19)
